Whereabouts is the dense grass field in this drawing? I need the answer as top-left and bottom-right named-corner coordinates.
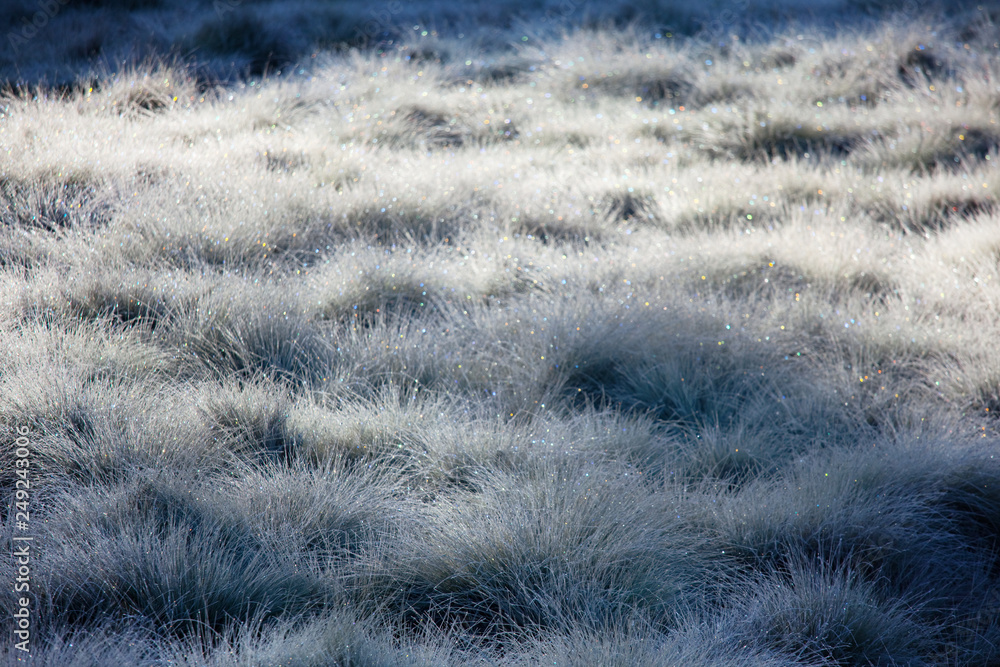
top-left (2, 0), bottom-right (1000, 663)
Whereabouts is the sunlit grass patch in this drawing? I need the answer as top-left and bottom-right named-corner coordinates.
top-left (367, 460), bottom-right (727, 635)
top-left (160, 276), bottom-right (333, 384)
top-left (196, 377), bottom-right (294, 464)
top-left (690, 107), bottom-right (870, 163)
top-left (35, 484), bottom-right (325, 636)
top-left (0, 170), bottom-right (113, 233)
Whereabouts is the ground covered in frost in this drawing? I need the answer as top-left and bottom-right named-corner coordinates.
top-left (2, 1), bottom-right (1000, 664)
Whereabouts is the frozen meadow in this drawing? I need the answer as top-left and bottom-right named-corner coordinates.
top-left (1, 0), bottom-right (999, 663)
